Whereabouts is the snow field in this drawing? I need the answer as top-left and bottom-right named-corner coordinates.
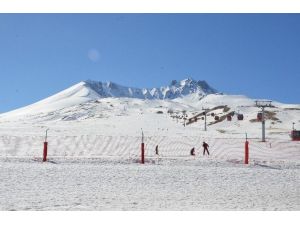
top-left (0, 157), bottom-right (299, 210)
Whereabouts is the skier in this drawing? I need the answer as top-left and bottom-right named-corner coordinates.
top-left (155, 145), bottom-right (159, 155)
top-left (202, 141), bottom-right (210, 156)
top-left (190, 147), bottom-right (195, 156)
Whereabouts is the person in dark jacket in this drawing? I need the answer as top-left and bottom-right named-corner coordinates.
top-left (202, 141), bottom-right (210, 155)
top-left (190, 147), bottom-right (195, 156)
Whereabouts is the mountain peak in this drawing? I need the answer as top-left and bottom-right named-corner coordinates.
top-left (170, 77), bottom-right (194, 86)
top-left (180, 77), bottom-right (194, 83)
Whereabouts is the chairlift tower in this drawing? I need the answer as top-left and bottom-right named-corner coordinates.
top-left (202, 107), bottom-right (210, 131)
top-left (255, 100), bottom-right (272, 142)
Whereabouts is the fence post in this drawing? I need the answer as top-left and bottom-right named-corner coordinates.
top-left (43, 142), bottom-right (48, 162)
top-left (141, 128), bottom-right (145, 164)
top-left (141, 142), bottom-right (145, 164)
top-left (245, 140), bottom-right (249, 164)
top-left (43, 128), bottom-right (49, 162)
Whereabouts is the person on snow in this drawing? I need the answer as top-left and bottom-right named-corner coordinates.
top-left (190, 147), bottom-right (195, 156)
top-left (155, 145), bottom-right (159, 155)
top-left (202, 141), bottom-right (210, 155)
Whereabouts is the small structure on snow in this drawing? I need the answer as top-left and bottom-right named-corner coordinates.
top-left (291, 130), bottom-right (300, 141)
top-left (237, 114), bottom-right (244, 120)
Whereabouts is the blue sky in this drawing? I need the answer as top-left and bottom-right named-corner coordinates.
top-left (0, 14), bottom-right (299, 112)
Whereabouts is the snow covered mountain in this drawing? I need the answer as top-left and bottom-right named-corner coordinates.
top-left (0, 77), bottom-right (299, 139)
top-left (0, 78), bottom-right (217, 118)
top-left (84, 78), bottom-right (217, 99)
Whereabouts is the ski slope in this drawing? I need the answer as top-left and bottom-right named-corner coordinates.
top-left (0, 79), bottom-right (299, 210)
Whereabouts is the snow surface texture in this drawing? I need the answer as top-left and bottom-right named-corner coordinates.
top-left (0, 78), bottom-right (299, 210)
top-left (0, 157), bottom-right (299, 210)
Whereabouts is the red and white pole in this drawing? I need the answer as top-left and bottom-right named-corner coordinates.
top-left (244, 133), bottom-right (249, 164)
top-left (43, 142), bottom-right (48, 162)
top-left (141, 129), bottom-right (145, 164)
top-left (43, 129), bottom-right (49, 162)
top-left (141, 142), bottom-right (145, 164)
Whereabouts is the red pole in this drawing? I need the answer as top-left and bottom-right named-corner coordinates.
top-left (245, 140), bottom-right (249, 164)
top-left (43, 142), bottom-right (48, 162)
top-left (141, 143), bottom-right (145, 164)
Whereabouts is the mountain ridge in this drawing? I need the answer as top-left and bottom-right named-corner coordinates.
top-left (84, 78), bottom-right (217, 100)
